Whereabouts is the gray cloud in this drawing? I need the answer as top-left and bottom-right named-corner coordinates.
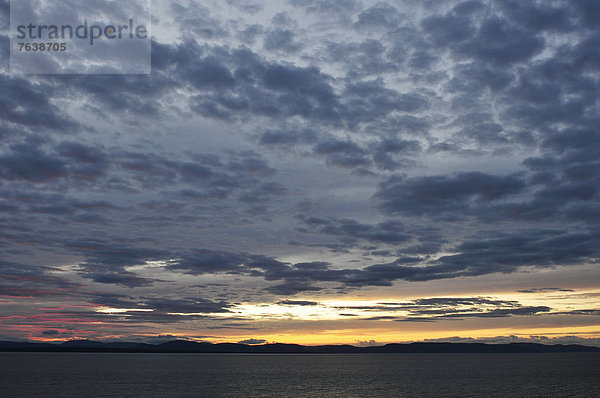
top-left (2, 0), bottom-right (599, 340)
top-left (517, 288), bottom-right (575, 294)
top-left (354, 3), bottom-right (404, 30)
top-left (336, 296), bottom-right (554, 322)
top-left (277, 300), bottom-right (319, 306)
top-left (375, 172), bottom-right (526, 218)
top-left (297, 216), bottom-right (410, 245)
top-left (237, 338), bottom-right (267, 344)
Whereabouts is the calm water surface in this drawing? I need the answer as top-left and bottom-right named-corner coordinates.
top-left (1, 353), bottom-right (599, 397)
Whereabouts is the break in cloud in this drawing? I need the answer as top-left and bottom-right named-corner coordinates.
top-left (1, 0), bottom-right (599, 344)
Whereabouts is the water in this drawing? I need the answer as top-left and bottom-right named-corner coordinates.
top-left (1, 353), bottom-right (599, 397)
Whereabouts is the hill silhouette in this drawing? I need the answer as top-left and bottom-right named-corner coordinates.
top-left (0, 340), bottom-right (598, 353)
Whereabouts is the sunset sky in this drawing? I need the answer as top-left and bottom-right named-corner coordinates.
top-left (1, 0), bottom-right (599, 346)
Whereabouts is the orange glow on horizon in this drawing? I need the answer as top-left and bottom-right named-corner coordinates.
top-left (163, 325), bottom-right (600, 346)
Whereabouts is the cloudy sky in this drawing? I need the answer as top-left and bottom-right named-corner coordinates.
top-left (1, 0), bottom-right (599, 345)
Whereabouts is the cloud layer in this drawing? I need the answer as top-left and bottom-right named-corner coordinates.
top-left (1, 0), bottom-right (599, 343)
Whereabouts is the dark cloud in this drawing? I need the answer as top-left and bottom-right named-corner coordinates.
top-left (166, 250), bottom-right (252, 275)
top-left (423, 335), bottom-right (600, 346)
top-left (14, 296), bottom-right (235, 330)
top-left (517, 288), bottom-right (575, 294)
top-left (277, 300), bottom-right (319, 306)
top-left (226, 0), bottom-right (262, 14)
top-left (434, 306), bottom-right (552, 319)
top-left (422, 13), bottom-right (475, 47)
top-left (48, 72), bottom-right (175, 116)
top-left (239, 182), bottom-right (288, 204)
top-left (189, 62), bottom-right (339, 122)
top-left (423, 230), bottom-right (600, 279)
top-left (237, 24), bottom-right (263, 45)
top-left (67, 238), bottom-right (171, 274)
top-left (316, 228), bottom-right (600, 287)
top-left (258, 127), bottom-right (318, 146)
top-left (574, 0), bottom-right (600, 29)
top-left (0, 75), bottom-right (76, 130)
top-left (149, 37), bottom-right (432, 162)
top-left (497, 0), bottom-right (576, 32)
top-left (336, 296), bottom-right (553, 322)
top-left (314, 139), bottom-right (370, 168)
top-left (142, 297), bottom-right (232, 314)
top-left (324, 39), bottom-right (398, 77)
top-left (0, 137), bottom-right (286, 226)
top-left (413, 297), bottom-right (520, 307)
top-left (264, 29), bottom-right (302, 53)
top-left (170, 2), bottom-right (227, 40)
top-left (237, 338), bottom-right (267, 344)
top-left (297, 216), bottom-right (410, 245)
top-left (448, 61), bottom-right (515, 94)
top-left (375, 172), bottom-right (526, 218)
top-left (289, 0), bottom-right (362, 21)
top-left (555, 309), bottom-right (600, 316)
top-left (83, 272), bottom-right (156, 288)
top-left (459, 16), bottom-right (545, 66)
top-left (0, 143), bottom-right (68, 183)
top-left (265, 281), bottom-right (323, 295)
top-left (354, 3), bottom-right (403, 30)
top-left (0, 260), bottom-right (80, 298)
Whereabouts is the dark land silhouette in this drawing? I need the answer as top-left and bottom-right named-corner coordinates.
top-left (1, 340), bottom-right (598, 353)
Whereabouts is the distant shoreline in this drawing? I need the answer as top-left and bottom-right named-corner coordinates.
top-left (2, 340), bottom-right (599, 354)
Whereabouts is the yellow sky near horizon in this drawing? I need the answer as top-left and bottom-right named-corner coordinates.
top-left (23, 288), bottom-right (598, 345)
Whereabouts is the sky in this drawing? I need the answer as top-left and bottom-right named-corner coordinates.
top-left (0, 0), bottom-right (599, 346)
